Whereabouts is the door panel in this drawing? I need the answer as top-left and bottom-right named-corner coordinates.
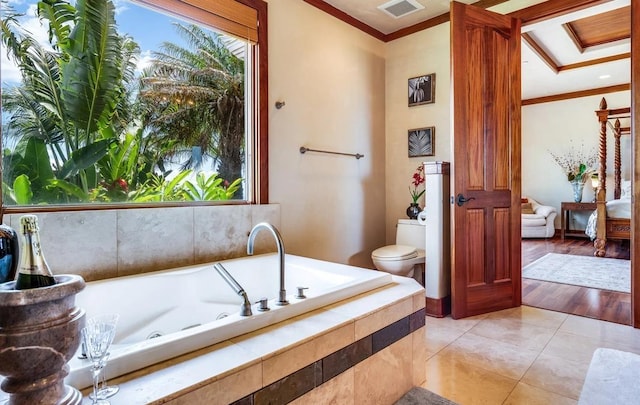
top-left (451, 1), bottom-right (522, 319)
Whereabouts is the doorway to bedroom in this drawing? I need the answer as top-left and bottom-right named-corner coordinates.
top-left (518, 1), bottom-right (633, 326)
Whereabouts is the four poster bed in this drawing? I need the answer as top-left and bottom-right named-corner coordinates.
top-left (590, 97), bottom-right (632, 257)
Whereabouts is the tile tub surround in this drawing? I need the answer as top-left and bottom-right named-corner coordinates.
top-left (65, 276), bottom-right (425, 404)
top-left (5, 204), bottom-right (280, 282)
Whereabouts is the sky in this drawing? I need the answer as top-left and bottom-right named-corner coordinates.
top-left (0, 0), bottom-right (194, 85)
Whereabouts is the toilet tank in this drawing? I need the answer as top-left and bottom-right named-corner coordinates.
top-left (396, 219), bottom-right (426, 248)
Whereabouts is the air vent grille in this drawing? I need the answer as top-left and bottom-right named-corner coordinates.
top-left (378, 0), bottom-right (424, 19)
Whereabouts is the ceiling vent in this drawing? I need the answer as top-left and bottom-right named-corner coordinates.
top-left (377, 0), bottom-right (425, 19)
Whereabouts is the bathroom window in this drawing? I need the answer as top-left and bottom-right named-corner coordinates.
top-left (0, 0), bottom-right (268, 211)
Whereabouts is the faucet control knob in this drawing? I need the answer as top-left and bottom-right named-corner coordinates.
top-left (256, 297), bottom-right (270, 311)
top-left (295, 286), bottom-right (308, 299)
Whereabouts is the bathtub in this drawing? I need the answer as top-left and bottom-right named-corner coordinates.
top-left (65, 253), bottom-right (392, 389)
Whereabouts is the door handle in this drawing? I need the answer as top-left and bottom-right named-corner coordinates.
top-left (456, 193), bottom-right (476, 207)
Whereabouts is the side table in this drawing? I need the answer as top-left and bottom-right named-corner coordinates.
top-left (560, 201), bottom-right (597, 240)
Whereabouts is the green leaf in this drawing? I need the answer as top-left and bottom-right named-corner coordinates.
top-left (13, 174), bottom-right (33, 205)
top-left (20, 137), bottom-right (55, 184)
top-left (58, 138), bottom-right (114, 179)
top-left (37, 0), bottom-right (75, 49)
top-left (61, 0), bottom-right (122, 134)
top-left (47, 179), bottom-right (90, 202)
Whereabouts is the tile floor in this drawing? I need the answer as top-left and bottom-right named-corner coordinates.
top-left (421, 306), bottom-right (640, 404)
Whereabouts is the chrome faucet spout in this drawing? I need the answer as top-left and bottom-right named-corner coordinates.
top-left (214, 263), bottom-right (253, 316)
top-left (247, 222), bottom-right (288, 306)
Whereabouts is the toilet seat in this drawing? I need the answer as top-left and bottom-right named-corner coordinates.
top-left (371, 245), bottom-right (418, 261)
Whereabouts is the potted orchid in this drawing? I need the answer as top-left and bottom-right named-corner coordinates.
top-left (407, 165), bottom-right (425, 219)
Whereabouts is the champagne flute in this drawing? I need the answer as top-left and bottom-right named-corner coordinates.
top-left (81, 317), bottom-right (117, 405)
top-left (87, 315), bottom-right (120, 400)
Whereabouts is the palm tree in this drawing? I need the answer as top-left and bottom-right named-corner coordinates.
top-left (1, 0), bottom-right (139, 202)
top-left (137, 24), bottom-right (245, 191)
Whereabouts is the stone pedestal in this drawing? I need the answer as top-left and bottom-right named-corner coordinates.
top-left (423, 162), bottom-right (451, 317)
top-left (0, 275), bottom-right (85, 405)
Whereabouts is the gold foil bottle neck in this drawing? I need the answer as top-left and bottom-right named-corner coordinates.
top-left (20, 215), bottom-right (39, 234)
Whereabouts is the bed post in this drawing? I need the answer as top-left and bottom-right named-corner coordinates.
top-left (614, 118), bottom-right (622, 199)
top-left (595, 97), bottom-right (608, 257)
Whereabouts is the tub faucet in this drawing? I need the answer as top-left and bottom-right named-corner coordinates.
top-left (214, 263), bottom-right (253, 316)
top-left (247, 222), bottom-right (289, 306)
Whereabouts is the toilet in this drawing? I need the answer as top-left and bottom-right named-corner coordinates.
top-left (371, 219), bottom-right (425, 277)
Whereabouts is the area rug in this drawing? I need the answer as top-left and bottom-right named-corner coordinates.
top-left (522, 253), bottom-right (630, 293)
top-left (394, 387), bottom-right (458, 405)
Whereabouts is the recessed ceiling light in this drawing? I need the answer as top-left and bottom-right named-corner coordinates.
top-left (377, 0), bottom-right (425, 19)
top-left (599, 74), bottom-right (611, 79)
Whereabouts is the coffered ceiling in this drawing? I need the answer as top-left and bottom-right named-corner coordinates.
top-left (306, 0), bottom-right (631, 100)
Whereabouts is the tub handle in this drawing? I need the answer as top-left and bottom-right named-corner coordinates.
top-left (295, 286), bottom-right (308, 299)
top-left (256, 297), bottom-right (270, 312)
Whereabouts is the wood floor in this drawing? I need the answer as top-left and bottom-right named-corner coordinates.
top-left (521, 236), bottom-right (631, 325)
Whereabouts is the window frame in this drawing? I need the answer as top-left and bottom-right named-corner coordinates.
top-left (0, 0), bottom-right (269, 216)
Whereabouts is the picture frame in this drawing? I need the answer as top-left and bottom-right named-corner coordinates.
top-left (408, 127), bottom-right (435, 157)
top-left (408, 73), bottom-right (435, 106)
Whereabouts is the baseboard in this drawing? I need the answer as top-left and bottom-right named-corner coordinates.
top-left (425, 295), bottom-right (451, 318)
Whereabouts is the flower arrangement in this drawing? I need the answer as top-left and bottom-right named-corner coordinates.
top-left (548, 142), bottom-right (598, 184)
top-left (409, 165), bottom-right (425, 204)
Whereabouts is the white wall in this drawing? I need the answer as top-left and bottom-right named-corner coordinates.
top-left (522, 90), bottom-right (631, 228)
top-left (267, 0), bottom-right (387, 267)
top-left (384, 24), bottom-right (451, 244)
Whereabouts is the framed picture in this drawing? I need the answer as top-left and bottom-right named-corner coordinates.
top-left (408, 127), bottom-right (435, 157)
top-left (408, 73), bottom-right (435, 106)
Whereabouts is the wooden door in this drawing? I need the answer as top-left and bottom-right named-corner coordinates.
top-left (450, 2), bottom-right (522, 319)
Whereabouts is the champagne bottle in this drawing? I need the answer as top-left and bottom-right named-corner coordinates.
top-left (15, 215), bottom-right (56, 289)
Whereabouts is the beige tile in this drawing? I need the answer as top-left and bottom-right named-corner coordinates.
top-left (251, 204), bottom-right (280, 227)
top-left (422, 352), bottom-right (518, 405)
top-left (230, 309), bottom-right (350, 359)
top-left (117, 207), bottom-right (195, 276)
top-left (423, 322), bottom-right (466, 359)
top-left (424, 313), bottom-right (487, 333)
top-left (324, 277), bottom-right (423, 322)
top-left (413, 292), bottom-right (425, 311)
top-left (542, 331), bottom-right (602, 364)
top-left (560, 315), bottom-right (640, 351)
top-left (166, 362), bottom-right (262, 405)
top-left (261, 322), bottom-right (353, 385)
top-left (10, 211), bottom-right (118, 282)
top-left (193, 205), bottom-right (252, 263)
top-left (412, 327), bottom-right (427, 386)
top-left (111, 340), bottom-right (262, 404)
top-left (486, 306), bottom-right (568, 330)
top-left (354, 335), bottom-right (413, 405)
top-left (439, 332), bottom-right (540, 380)
top-left (290, 368), bottom-right (354, 405)
top-left (521, 352), bottom-right (591, 400)
top-left (248, 204), bottom-right (282, 255)
top-left (469, 317), bottom-right (556, 351)
top-left (504, 382), bottom-right (577, 405)
top-left (353, 296), bottom-right (413, 339)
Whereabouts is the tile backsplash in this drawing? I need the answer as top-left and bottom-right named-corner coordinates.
top-left (6, 204), bottom-right (280, 282)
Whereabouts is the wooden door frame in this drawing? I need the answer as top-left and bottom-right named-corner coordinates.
top-left (631, 0), bottom-right (639, 328)
top-left (507, 0), bottom-right (638, 328)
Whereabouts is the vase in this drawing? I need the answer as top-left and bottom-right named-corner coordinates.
top-left (571, 180), bottom-right (585, 202)
top-left (406, 203), bottom-right (421, 219)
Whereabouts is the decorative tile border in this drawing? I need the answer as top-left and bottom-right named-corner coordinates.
top-left (231, 308), bottom-right (426, 405)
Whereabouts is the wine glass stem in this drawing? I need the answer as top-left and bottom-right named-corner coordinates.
top-left (91, 366), bottom-right (102, 404)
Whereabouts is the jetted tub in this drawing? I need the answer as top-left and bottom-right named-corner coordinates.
top-left (66, 253), bottom-right (392, 389)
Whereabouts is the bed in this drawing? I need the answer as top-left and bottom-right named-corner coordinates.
top-left (590, 97), bottom-right (631, 257)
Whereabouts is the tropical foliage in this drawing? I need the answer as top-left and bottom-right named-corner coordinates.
top-left (0, 0), bottom-right (245, 205)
